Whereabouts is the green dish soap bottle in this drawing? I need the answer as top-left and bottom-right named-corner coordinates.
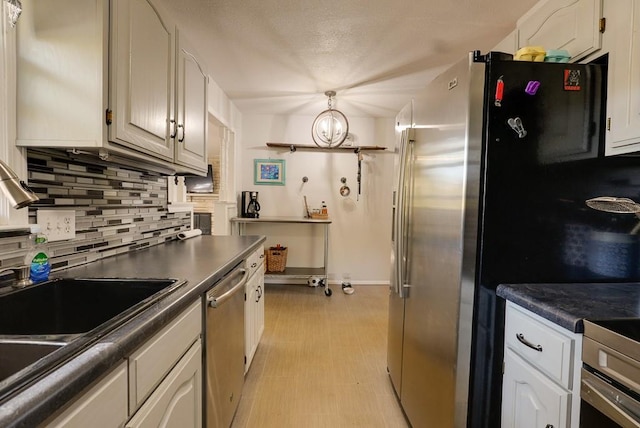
top-left (27, 226), bottom-right (51, 283)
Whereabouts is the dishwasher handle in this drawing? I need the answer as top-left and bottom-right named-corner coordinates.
top-left (207, 268), bottom-right (248, 308)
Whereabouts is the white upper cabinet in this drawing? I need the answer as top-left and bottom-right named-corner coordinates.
top-left (599, 0), bottom-right (640, 155)
top-left (16, 0), bottom-right (208, 175)
top-left (175, 32), bottom-right (208, 172)
top-left (110, 0), bottom-right (175, 161)
top-left (517, 0), bottom-right (603, 61)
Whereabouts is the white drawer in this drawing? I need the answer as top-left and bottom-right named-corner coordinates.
top-left (504, 302), bottom-right (574, 388)
top-left (128, 300), bottom-right (201, 412)
top-left (245, 244), bottom-right (265, 277)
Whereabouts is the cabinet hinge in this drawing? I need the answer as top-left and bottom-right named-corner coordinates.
top-left (600, 17), bottom-right (606, 33)
top-left (607, 117), bottom-right (612, 131)
top-left (105, 109), bottom-right (113, 125)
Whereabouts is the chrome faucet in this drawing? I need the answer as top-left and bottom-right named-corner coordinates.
top-left (0, 265), bottom-right (32, 288)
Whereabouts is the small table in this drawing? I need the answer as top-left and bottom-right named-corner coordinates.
top-left (230, 216), bottom-right (333, 296)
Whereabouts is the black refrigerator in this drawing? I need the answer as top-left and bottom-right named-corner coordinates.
top-left (388, 51), bottom-right (640, 427)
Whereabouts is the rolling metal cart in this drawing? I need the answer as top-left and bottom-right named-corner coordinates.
top-left (230, 216), bottom-right (332, 296)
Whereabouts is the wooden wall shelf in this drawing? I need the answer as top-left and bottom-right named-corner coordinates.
top-left (266, 142), bottom-right (386, 153)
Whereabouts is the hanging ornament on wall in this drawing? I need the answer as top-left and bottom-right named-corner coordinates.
top-left (311, 91), bottom-right (349, 148)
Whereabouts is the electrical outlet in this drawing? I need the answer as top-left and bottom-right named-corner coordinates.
top-left (37, 210), bottom-right (76, 242)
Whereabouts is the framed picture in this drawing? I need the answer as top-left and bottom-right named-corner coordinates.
top-left (254, 159), bottom-right (286, 185)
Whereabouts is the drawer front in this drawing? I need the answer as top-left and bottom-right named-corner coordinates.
top-left (505, 303), bottom-right (574, 388)
top-left (246, 244), bottom-right (265, 277)
top-left (128, 300), bottom-right (202, 412)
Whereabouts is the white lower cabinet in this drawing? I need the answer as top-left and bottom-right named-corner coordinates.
top-left (128, 300), bottom-right (202, 427)
top-left (43, 362), bottom-right (128, 428)
top-left (128, 301), bottom-right (201, 411)
top-left (43, 300), bottom-right (202, 428)
top-left (501, 302), bottom-right (582, 428)
top-left (126, 340), bottom-right (202, 428)
top-left (245, 245), bottom-right (265, 373)
top-left (502, 349), bottom-right (569, 428)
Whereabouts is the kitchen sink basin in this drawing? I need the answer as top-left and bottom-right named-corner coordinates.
top-left (0, 340), bottom-right (66, 383)
top-left (0, 277), bottom-right (186, 403)
top-left (0, 278), bottom-right (183, 336)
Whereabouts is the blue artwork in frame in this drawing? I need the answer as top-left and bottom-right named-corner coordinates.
top-left (254, 159), bottom-right (286, 185)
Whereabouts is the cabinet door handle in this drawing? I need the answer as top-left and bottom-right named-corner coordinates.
top-left (178, 124), bottom-right (185, 142)
top-left (516, 333), bottom-right (543, 352)
top-left (251, 262), bottom-right (257, 268)
top-left (170, 119), bottom-right (177, 139)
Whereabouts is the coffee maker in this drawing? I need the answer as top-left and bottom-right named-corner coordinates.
top-left (241, 191), bottom-right (260, 218)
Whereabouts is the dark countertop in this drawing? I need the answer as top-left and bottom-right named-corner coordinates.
top-left (497, 282), bottom-right (640, 333)
top-left (0, 235), bottom-right (265, 428)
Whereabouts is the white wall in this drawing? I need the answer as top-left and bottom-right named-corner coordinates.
top-left (240, 114), bottom-right (395, 285)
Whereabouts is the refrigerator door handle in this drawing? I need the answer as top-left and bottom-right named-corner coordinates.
top-left (401, 132), bottom-right (416, 295)
top-left (393, 129), bottom-right (409, 297)
top-left (395, 129), bottom-right (415, 298)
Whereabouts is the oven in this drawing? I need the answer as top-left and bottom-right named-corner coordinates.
top-left (580, 319), bottom-right (640, 428)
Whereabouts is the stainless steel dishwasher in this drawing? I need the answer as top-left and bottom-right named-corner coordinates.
top-left (205, 263), bottom-right (247, 428)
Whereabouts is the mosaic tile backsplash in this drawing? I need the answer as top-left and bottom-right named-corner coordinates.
top-left (0, 149), bottom-right (191, 274)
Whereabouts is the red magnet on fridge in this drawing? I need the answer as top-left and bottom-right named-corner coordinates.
top-left (495, 76), bottom-right (504, 106)
top-left (525, 80), bottom-right (540, 95)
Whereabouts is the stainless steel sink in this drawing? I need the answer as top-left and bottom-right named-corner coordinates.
top-left (0, 278), bottom-right (182, 336)
top-left (0, 277), bottom-right (186, 402)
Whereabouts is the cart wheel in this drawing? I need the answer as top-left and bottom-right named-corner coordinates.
top-left (324, 288), bottom-right (332, 296)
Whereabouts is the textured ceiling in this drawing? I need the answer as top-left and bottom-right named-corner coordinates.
top-left (157, 0), bottom-right (539, 118)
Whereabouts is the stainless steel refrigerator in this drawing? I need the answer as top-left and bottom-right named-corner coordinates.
top-left (386, 51), bottom-right (635, 427)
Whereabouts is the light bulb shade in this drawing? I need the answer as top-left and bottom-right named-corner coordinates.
top-left (0, 160), bottom-right (39, 209)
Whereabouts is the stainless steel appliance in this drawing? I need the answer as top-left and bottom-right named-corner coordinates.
top-left (205, 264), bottom-right (247, 428)
top-left (581, 319), bottom-right (640, 428)
top-left (241, 191), bottom-right (260, 218)
top-left (386, 51), bottom-right (640, 427)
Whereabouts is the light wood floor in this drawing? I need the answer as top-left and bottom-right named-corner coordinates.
top-left (231, 283), bottom-right (410, 428)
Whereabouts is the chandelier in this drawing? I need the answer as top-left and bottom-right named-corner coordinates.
top-left (311, 91), bottom-right (349, 148)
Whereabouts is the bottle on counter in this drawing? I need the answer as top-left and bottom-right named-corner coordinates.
top-left (321, 201), bottom-right (328, 216)
top-left (25, 225), bottom-right (50, 283)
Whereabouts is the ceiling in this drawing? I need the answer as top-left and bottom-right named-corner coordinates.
top-left (157, 0), bottom-right (539, 118)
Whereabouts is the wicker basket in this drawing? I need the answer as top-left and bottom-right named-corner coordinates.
top-left (266, 246), bottom-right (288, 272)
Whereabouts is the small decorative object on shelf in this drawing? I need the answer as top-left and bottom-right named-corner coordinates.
top-left (309, 201), bottom-right (329, 219)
